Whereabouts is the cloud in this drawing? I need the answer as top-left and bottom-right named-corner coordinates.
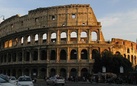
top-left (98, 10), bottom-right (137, 42)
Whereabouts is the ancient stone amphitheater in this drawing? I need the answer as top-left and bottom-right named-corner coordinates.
top-left (0, 4), bottom-right (137, 79)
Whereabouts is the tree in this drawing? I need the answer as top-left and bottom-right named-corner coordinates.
top-left (92, 50), bottom-right (133, 74)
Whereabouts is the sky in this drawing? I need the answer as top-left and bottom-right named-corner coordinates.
top-left (0, 0), bottom-right (137, 42)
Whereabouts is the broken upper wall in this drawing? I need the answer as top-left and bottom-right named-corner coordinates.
top-left (0, 4), bottom-right (100, 38)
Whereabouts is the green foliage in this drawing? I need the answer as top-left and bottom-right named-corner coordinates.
top-left (92, 51), bottom-right (133, 74)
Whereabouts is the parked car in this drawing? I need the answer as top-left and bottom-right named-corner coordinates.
top-left (17, 75), bottom-right (34, 86)
top-left (9, 76), bottom-right (17, 85)
top-left (0, 74), bottom-right (17, 86)
top-left (46, 76), bottom-right (65, 86)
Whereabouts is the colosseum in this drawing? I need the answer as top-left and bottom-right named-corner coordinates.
top-left (0, 4), bottom-right (137, 79)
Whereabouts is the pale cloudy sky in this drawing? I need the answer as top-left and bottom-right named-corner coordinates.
top-left (0, 0), bottom-right (137, 42)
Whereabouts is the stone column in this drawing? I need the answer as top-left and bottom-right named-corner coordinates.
top-left (67, 47), bottom-right (70, 62)
top-left (47, 32), bottom-right (50, 44)
top-left (46, 66), bottom-right (49, 77)
top-left (38, 48), bottom-right (40, 62)
top-left (77, 30), bottom-right (80, 43)
top-left (56, 48), bottom-right (59, 63)
top-left (47, 49), bottom-right (50, 62)
top-left (89, 48), bottom-right (92, 60)
top-left (57, 30), bottom-right (60, 44)
top-left (67, 30), bottom-right (70, 43)
top-left (77, 48), bottom-right (80, 62)
top-left (88, 29), bottom-right (91, 43)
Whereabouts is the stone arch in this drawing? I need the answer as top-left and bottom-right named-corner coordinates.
top-left (24, 68), bottom-right (29, 76)
top-left (50, 50), bottom-right (56, 60)
top-left (92, 49), bottom-right (99, 59)
top-left (21, 37), bottom-right (24, 44)
top-left (70, 31), bottom-right (77, 42)
top-left (42, 33), bottom-right (47, 43)
top-left (70, 49), bottom-right (77, 60)
top-left (128, 55), bottom-right (130, 60)
top-left (12, 52), bottom-right (16, 62)
top-left (40, 50), bottom-right (47, 60)
top-left (91, 31), bottom-right (97, 41)
top-left (18, 69), bottom-right (22, 77)
top-left (34, 34), bottom-right (38, 42)
top-left (8, 53), bottom-right (11, 62)
top-left (40, 68), bottom-right (46, 78)
top-left (31, 68), bottom-right (38, 78)
top-left (81, 49), bottom-right (88, 59)
top-left (18, 52), bottom-right (22, 61)
top-left (12, 69), bottom-right (16, 76)
top-left (124, 54), bottom-right (126, 58)
top-left (27, 35), bottom-right (31, 43)
top-left (80, 31), bottom-right (87, 42)
top-left (115, 51), bottom-right (121, 55)
top-left (25, 51), bottom-right (30, 61)
top-left (81, 68), bottom-right (88, 77)
top-left (51, 32), bottom-right (56, 43)
top-left (60, 31), bottom-right (67, 42)
top-left (127, 48), bottom-right (130, 53)
top-left (7, 69), bottom-right (10, 76)
top-left (32, 50), bottom-right (38, 61)
top-left (70, 31), bottom-right (77, 38)
top-left (50, 68), bottom-right (56, 77)
top-left (70, 68), bottom-right (77, 77)
top-left (60, 68), bottom-right (67, 79)
top-left (60, 49), bottom-right (67, 60)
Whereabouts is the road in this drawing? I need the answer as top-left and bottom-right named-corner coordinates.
top-left (34, 81), bottom-right (137, 86)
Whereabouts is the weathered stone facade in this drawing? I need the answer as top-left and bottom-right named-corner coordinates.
top-left (0, 4), bottom-right (137, 79)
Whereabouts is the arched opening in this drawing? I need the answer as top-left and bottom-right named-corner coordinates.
top-left (70, 31), bottom-right (77, 42)
top-left (33, 50), bottom-right (38, 61)
top-left (115, 51), bottom-right (121, 55)
top-left (18, 52), bottom-right (22, 61)
top-left (42, 33), bottom-right (47, 43)
top-left (60, 68), bottom-right (67, 79)
top-left (91, 32), bottom-right (97, 41)
top-left (12, 69), bottom-right (16, 76)
top-left (12, 52), bottom-right (16, 62)
top-left (50, 50), bottom-right (56, 60)
top-left (81, 49), bottom-right (88, 59)
top-left (70, 68), bottom-right (77, 77)
top-left (60, 50), bottom-right (67, 60)
top-left (70, 49), bottom-right (77, 60)
top-left (40, 68), bottom-right (46, 79)
top-left (92, 49), bottom-right (100, 60)
top-left (80, 31), bottom-right (87, 42)
top-left (40, 50), bottom-right (47, 60)
top-left (35, 34), bottom-right (38, 42)
top-left (18, 69), bottom-right (22, 77)
top-left (31, 69), bottom-right (38, 78)
top-left (7, 69), bottom-right (10, 76)
top-left (27, 35), bottom-right (31, 43)
top-left (50, 68), bottom-right (56, 77)
top-left (61, 32), bottom-right (67, 42)
top-left (25, 51), bottom-right (30, 61)
top-left (8, 53), bottom-right (11, 62)
top-left (81, 68), bottom-right (88, 78)
top-left (24, 69), bottom-right (29, 76)
top-left (21, 37), bottom-right (24, 44)
top-left (51, 32), bottom-right (56, 43)
top-left (128, 55), bottom-right (130, 60)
